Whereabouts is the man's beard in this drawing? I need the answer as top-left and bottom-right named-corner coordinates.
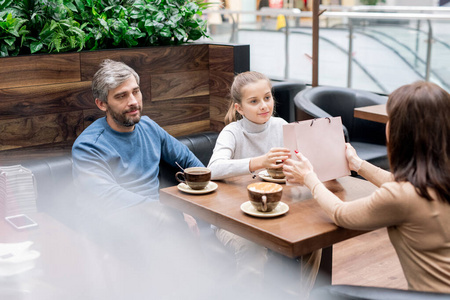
top-left (108, 105), bottom-right (142, 127)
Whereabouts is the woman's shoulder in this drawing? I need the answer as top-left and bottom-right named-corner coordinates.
top-left (377, 181), bottom-right (426, 207)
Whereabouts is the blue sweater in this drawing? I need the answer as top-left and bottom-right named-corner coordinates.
top-left (72, 116), bottom-right (203, 212)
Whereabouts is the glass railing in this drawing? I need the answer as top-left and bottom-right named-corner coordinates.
top-left (200, 6), bottom-right (450, 94)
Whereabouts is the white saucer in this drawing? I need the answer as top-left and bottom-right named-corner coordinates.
top-left (177, 181), bottom-right (218, 194)
top-left (258, 170), bottom-right (286, 183)
top-left (240, 201), bottom-right (289, 218)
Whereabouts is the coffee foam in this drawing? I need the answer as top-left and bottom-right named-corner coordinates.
top-left (248, 182), bottom-right (282, 193)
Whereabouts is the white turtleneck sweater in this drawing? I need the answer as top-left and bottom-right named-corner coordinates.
top-left (207, 116), bottom-right (288, 180)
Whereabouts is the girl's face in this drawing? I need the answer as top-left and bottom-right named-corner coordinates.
top-left (235, 79), bottom-right (274, 125)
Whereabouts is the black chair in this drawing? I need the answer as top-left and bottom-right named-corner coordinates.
top-left (310, 284), bottom-right (450, 300)
top-left (294, 86), bottom-right (389, 170)
top-left (272, 80), bottom-right (307, 123)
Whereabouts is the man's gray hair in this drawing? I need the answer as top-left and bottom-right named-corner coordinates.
top-left (92, 59), bottom-right (140, 103)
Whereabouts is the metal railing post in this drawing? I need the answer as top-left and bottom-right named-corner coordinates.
top-left (347, 19), bottom-right (353, 88)
top-left (285, 14), bottom-right (290, 79)
top-left (425, 19), bottom-right (433, 82)
top-left (415, 19), bottom-right (421, 68)
top-left (229, 13), bottom-right (238, 43)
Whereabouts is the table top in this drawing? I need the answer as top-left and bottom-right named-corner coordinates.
top-left (160, 175), bottom-right (378, 258)
top-left (354, 104), bottom-right (388, 124)
top-left (0, 213), bottom-right (142, 299)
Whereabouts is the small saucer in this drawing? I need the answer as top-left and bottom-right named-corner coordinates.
top-left (177, 181), bottom-right (218, 194)
top-left (240, 201), bottom-right (289, 218)
top-left (258, 170), bottom-right (286, 183)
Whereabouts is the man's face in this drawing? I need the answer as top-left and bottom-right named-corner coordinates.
top-left (96, 76), bottom-right (143, 132)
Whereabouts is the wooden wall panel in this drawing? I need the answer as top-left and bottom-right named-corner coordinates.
top-left (164, 120), bottom-right (211, 137)
top-left (0, 43), bottom-right (248, 163)
top-left (0, 82), bottom-right (93, 119)
top-left (210, 95), bottom-right (230, 119)
top-left (0, 112), bottom-right (83, 151)
top-left (79, 44), bottom-right (210, 81)
top-left (151, 71), bottom-right (209, 101)
top-left (209, 71), bottom-right (234, 98)
top-left (0, 53), bottom-right (81, 89)
top-left (208, 44), bottom-right (248, 132)
top-left (82, 109), bottom-right (106, 129)
top-left (145, 96), bottom-right (209, 126)
top-left (209, 46), bottom-right (235, 73)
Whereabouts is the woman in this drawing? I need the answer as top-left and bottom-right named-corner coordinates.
top-left (283, 81), bottom-right (450, 293)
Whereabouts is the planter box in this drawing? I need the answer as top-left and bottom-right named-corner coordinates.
top-left (0, 43), bottom-right (249, 164)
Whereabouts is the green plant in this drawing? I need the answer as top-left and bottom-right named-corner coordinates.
top-left (0, 0), bottom-right (212, 57)
top-left (0, 0), bottom-right (28, 56)
top-left (130, 0), bottom-right (210, 46)
top-left (0, 11), bottom-right (28, 56)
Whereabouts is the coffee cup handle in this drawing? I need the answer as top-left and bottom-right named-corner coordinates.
top-left (175, 172), bottom-right (186, 184)
top-left (262, 195), bottom-right (267, 212)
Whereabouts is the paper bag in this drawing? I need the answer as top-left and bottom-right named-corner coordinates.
top-left (283, 117), bottom-right (350, 182)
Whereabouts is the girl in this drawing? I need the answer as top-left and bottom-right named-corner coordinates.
top-left (207, 71), bottom-right (320, 296)
top-left (208, 71), bottom-right (291, 179)
top-left (283, 81), bottom-right (450, 293)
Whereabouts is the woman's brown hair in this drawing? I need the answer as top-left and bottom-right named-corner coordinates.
top-left (224, 71), bottom-right (272, 125)
top-left (387, 81), bottom-right (450, 203)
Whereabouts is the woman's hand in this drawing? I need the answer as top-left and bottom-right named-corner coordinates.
top-left (283, 151), bottom-right (314, 185)
top-left (345, 143), bottom-right (363, 172)
top-left (249, 147), bottom-right (291, 172)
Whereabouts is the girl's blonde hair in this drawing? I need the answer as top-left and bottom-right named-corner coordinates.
top-left (224, 71), bottom-right (272, 125)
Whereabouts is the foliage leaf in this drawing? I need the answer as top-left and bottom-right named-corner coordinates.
top-left (1, 0), bottom-right (212, 56)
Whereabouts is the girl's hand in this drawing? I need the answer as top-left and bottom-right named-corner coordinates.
top-left (183, 213), bottom-right (199, 238)
top-left (250, 147), bottom-right (291, 172)
top-left (345, 143), bottom-right (363, 172)
top-left (282, 151), bottom-right (314, 185)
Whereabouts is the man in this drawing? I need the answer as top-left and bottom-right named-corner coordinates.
top-left (71, 59), bottom-right (214, 297)
top-left (72, 59), bottom-right (203, 213)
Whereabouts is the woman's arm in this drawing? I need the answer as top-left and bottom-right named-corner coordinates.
top-left (305, 172), bottom-right (406, 230)
top-left (358, 161), bottom-right (393, 187)
top-left (283, 152), bottom-right (406, 230)
top-left (346, 143), bottom-right (393, 187)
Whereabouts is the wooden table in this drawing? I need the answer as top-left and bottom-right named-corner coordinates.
top-left (160, 175), bottom-right (378, 280)
top-left (354, 104), bottom-right (388, 123)
top-left (0, 209), bottom-right (206, 299)
top-left (0, 213), bottom-right (140, 299)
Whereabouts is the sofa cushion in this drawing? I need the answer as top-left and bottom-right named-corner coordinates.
top-left (21, 155), bottom-right (74, 217)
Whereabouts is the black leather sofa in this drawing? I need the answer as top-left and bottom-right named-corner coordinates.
top-left (272, 80), bottom-right (307, 123)
top-left (21, 131), bottom-right (219, 223)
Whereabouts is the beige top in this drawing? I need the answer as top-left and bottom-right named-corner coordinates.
top-left (304, 161), bottom-right (450, 293)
